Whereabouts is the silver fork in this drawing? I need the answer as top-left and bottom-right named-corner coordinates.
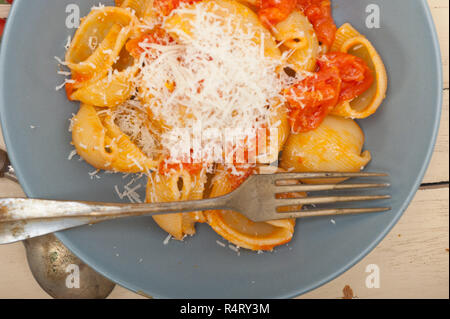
top-left (0, 172), bottom-right (390, 244)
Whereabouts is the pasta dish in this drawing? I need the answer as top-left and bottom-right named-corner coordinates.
top-left (60, 0), bottom-right (387, 251)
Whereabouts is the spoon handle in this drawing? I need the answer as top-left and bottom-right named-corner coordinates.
top-left (0, 196), bottom-right (232, 244)
top-left (0, 195), bottom-right (231, 222)
top-left (0, 216), bottom-right (112, 244)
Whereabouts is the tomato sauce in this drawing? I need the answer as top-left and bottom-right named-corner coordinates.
top-left (227, 165), bottom-right (256, 191)
top-left (257, 0), bottom-right (336, 47)
top-left (285, 62), bottom-right (341, 133)
top-left (258, 0), bottom-right (297, 27)
top-left (285, 52), bottom-right (373, 132)
top-left (159, 160), bottom-right (204, 175)
top-left (296, 0), bottom-right (336, 47)
top-left (323, 52), bottom-right (374, 102)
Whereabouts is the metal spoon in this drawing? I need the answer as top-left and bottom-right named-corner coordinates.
top-left (24, 234), bottom-right (115, 299)
top-left (1, 149), bottom-right (115, 299)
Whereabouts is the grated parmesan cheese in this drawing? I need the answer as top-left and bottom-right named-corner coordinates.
top-left (68, 149), bottom-right (77, 160)
top-left (163, 234), bottom-right (172, 245)
top-left (216, 240), bottom-right (226, 247)
top-left (107, 2), bottom-right (293, 172)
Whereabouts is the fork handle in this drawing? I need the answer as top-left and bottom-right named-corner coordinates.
top-left (0, 195), bottom-right (234, 223)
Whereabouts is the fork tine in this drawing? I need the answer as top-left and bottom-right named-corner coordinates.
top-left (276, 195), bottom-right (391, 207)
top-left (275, 183), bottom-right (390, 194)
top-left (277, 207), bottom-right (391, 219)
top-left (271, 172), bottom-right (389, 182)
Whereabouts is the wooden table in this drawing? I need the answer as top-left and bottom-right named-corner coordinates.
top-left (0, 0), bottom-right (448, 299)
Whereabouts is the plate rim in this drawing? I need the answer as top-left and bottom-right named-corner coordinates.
top-left (0, 0), bottom-right (443, 298)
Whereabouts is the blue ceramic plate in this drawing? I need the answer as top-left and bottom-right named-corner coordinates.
top-left (0, 0), bottom-right (442, 298)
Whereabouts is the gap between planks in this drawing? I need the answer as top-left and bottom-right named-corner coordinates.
top-left (420, 182), bottom-right (449, 190)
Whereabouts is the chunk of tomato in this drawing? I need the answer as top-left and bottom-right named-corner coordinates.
top-left (285, 52), bottom-right (374, 133)
top-left (258, 0), bottom-right (297, 27)
top-left (226, 164), bottom-right (256, 191)
top-left (285, 63), bottom-right (341, 133)
top-left (297, 0), bottom-right (336, 47)
top-left (159, 160), bottom-right (204, 175)
top-left (321, 52), bottom-right (374, 102)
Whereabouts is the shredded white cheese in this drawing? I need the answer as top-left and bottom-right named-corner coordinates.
top-left (109, 2), bottom-right (291, 172)
top-left (163, 234), bottom-right (172, 245)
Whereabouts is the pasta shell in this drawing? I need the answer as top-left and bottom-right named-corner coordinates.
top-left (72, 104), bottom-right (159, 173)
top-left (280, 115), bottom-right (371, 184)
top-left (274, 10), bottom-right (319, 72)
top-left (330, 23), bottom-right (360, 53)
top-left (65, 7), bottom-right (135, 81)
top-left (71, 104), bottom-right (115, 170)
top-left (146, 169), bottom-right (207, 240)
top-left (101, 115), bottom-right (159, 173)
top-left (330, 24), bottom-right (388, 119)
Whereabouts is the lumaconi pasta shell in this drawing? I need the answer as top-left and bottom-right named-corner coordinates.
top-left (146, 169), bottom-right (207, 240)
top-left (72, 104), bottom-right (115, 170)
top-left (101, 115), bottom-right (159, 173)
top-left (330, 24), bottom-right (388, 119)
top-left (65, 7), bottom-right (135, 80)
top-left (68, 24), bottom-right (132, 90)
top-left (72, 104), bottom-right (159, 173)
top-left (274, 10), bottom-right (319, 72)
top-left (330, 23), bottom-right (360, 53)
top-left (205, 166), bottom-right (296, 251)
top-left (280, 115), bottom-right (371, 184)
